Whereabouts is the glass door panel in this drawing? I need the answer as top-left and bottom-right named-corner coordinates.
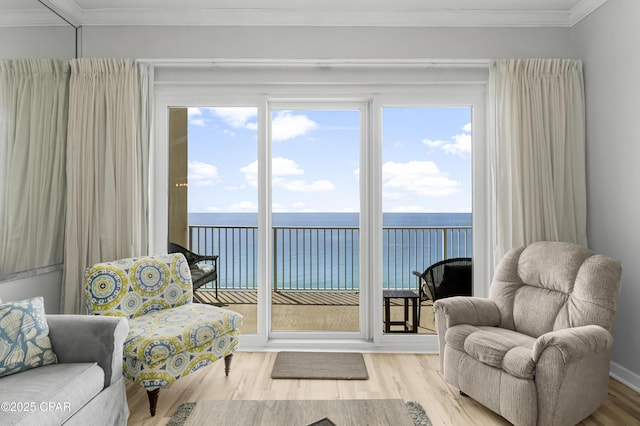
top-left (168, 106), bottom-right (259, 334)
top-left (270, 108), bottom-right (361, 332)
top-left (381, 107), bottom-right (473, 335)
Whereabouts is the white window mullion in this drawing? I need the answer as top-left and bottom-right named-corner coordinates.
top-left (368, 97), bottom-right (384, 344)
top-left (258, 96), bottom-right (271, 344)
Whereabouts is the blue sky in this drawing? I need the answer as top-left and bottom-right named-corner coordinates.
top-left (186, 106), bottom-right (471, 213)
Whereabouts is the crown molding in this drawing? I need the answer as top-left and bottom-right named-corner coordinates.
top-left (2, 1), bottom-right (609, 29)
top-left (37, 0), bottom-right (82, 28)
top-left (570, 0), bottom-right (608, 26)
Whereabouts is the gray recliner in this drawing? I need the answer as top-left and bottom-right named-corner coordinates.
top-left (434, 241), bottom-right (622, 426)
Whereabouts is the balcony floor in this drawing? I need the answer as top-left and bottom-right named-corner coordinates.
top-left (194, 289), bottom-right (436, 334)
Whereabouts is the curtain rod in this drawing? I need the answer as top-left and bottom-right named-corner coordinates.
top-left (147, 59), bottom-right (490, 69)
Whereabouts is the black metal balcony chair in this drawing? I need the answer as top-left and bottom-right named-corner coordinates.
top-left (412, 257), bottom-right (472, 325)
top-left (168, 242), bottom-right (219, 298)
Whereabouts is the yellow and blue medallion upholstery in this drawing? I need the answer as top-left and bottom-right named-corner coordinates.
top-left (84, 253), bottom-right (243, 416)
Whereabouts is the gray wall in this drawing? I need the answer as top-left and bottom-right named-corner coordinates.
top-left (79, 26), bottom-right (572, 59)
top-left (571, 0), bottom-right (640, 388)
top-left (0, 26), bottom-right (74, 59)
top-left (0, 270), bottom-right (62, 314)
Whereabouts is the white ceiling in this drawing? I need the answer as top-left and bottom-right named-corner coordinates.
top-left (0, 0), bottom-right (608, 28)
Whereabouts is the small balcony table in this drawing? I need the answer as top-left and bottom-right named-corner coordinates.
top-left (383, 289), bottom-right (420, 333)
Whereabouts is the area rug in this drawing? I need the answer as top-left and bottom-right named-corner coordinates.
top-left (271, 351), bottom-right (368, 380)
top-left (168, 400), bottom-right (432, 426)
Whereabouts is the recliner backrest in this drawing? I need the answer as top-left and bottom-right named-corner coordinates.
top-left (84, 253), bottom-right (194, 318)
top-left (489, 241), bottom-right (621, 337)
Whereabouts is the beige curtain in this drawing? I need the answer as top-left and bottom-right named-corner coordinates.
top-left (489, 59), bottom-right (587, 265)
top-left (62, 59), bottom-right (150, 314)
top-left (0, 60), bottom-right (69, 276)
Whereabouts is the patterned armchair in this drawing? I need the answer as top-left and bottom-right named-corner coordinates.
top-left (84, 253), bottom-right (243, 417)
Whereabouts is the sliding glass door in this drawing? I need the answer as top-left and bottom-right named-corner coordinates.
top-left (167, 106), bottom-right (259, 333)
top-left (269, 106), bottom-right (363, 333)
top-left (155, 76), bottom-right (486, 350)
top-left (380, 106), bottom-right (473, 335)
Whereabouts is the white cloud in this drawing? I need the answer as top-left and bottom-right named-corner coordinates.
top-left (210, 107), bottom-right (257, 129)
top-left (422, 138), bottom-right (448, 149)
top-left (293, 202), bottom-right (307, 209)
top-left (224, 184), bottom-right (246, 191)
top-left (443, 132), bottom-right (471, 155)
top-left (272, 203), bottom-right (289, 213)
top-left (272, 111), bottom-right (318, 142)
top-left (188, 161), bottom-right (220, 186)
top-left (188, 108), bottom-right (322, 141)
top-left (202, 205), bottom-right (222, 212)
top-left (273, 157), bottom-right (304, 176)
top-left (383, 160), bottom-right (460, 197)
top-left (387, 205), bottom-right (429, 213)
top-left (240, 161), bottom-right (258, 187)
top-left (271, 157), bottom-right (333, 192)
top-left (422, 122), bottom-right (472, 155)
top-left (227, 201), bottom-right (257, 212)
top-left (190, 118), bottom-right (206, 126)
top-left (280, 204), bottom-right (352, 213)
top-left (383, 192), bottom-right (405, 200)
top-left (240, 157), bottom-right (333, 192)
top-left (188, 108), bottom-right (202, 118)
top-left (187, 107), bottom-right (258, 129)
top-left (187, 108), bottom-right (207, 127)
top-left (274, 178), bottom-right (335, 192)
top-left (240, 157), bottom-right (305, 187)
top-left (198, 201), bottom-right (257, 213)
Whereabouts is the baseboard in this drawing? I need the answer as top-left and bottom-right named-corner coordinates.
top-left (610, 361), bottom-right (640, 392)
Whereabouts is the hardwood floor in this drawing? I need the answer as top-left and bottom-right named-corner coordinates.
top-left (125, 352), bottom-right (640, 426)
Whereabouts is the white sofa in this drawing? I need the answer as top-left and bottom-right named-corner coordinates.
top-left (0, 314), bottom-right (129, 426)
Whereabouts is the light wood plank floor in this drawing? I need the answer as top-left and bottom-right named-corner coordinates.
top-left (125, 352), bottom-right (640, 426)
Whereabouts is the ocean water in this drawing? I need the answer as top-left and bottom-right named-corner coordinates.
top-left (188, 212), bottom-right (472, 291)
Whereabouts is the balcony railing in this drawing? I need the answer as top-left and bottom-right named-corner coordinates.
top-left (189, 225), bottom-right (472, 292)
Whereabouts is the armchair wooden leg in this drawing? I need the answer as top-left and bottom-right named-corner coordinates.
top-left (147, 388), bottom-right (160, 417)
top-left (224, 353), bottom-right (233, 376)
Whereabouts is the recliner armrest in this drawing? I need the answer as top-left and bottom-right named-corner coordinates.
top-left (433, 296), bottom-right (501, 328)
top-left (532, 325), bottom-right (613, 364)
top-left (47, 314), bottom-right (128, 389)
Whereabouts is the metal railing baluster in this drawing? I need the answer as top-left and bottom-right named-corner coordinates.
top-left (187, 224), bottom-right (471, 293)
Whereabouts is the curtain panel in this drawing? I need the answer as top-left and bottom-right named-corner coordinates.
top-left (0, 59), bottom-right (69, 276)
top-left (489, 58), bottom-right (587, 265)
top-left (63, 59), bottom-right (150, 314)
